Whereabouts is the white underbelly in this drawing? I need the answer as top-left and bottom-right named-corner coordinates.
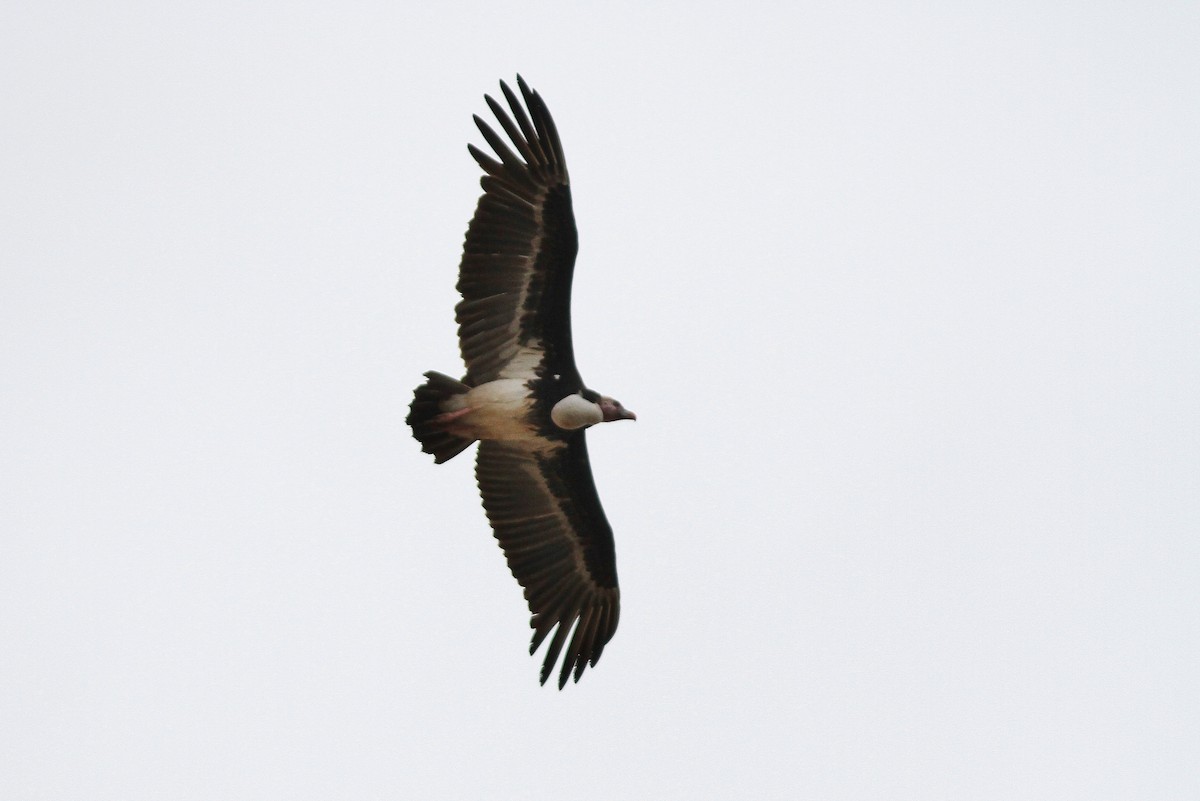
top-left (447, 379), bottom-right (537, 441)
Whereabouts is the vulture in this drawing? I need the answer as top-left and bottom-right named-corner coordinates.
top-left (406, 77), bottom-right (636, 688)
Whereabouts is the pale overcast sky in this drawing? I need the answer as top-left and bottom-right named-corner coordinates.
top-left (2, 2), bottom-right (1198, 799)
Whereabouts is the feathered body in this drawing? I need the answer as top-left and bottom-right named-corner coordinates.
top-left (406, 77), bottom-right (635, 688)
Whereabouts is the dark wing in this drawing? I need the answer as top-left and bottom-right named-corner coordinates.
top-left (475, 437), bottom-right (620, 688)
top-left (455, 76), bottom-right (582, 390)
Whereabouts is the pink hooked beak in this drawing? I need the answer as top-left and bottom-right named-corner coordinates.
top-left (599, 397), bottom-right (637, 422)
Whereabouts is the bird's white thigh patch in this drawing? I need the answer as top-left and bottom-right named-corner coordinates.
top-left (462, 379), bottom-right (535, 440)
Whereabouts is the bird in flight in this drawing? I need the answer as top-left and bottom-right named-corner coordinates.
top-left (407, 76), bottom-right (636, 688)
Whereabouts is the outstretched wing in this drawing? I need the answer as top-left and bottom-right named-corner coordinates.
top-left (475, 437), bottom-right (620, 688)
top-left (455, 76), bottom-right (582, 390)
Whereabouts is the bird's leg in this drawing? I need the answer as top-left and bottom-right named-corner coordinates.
top-left (430, 406), bottom-right (474, 429)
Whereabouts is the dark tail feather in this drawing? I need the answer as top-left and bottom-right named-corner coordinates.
top-left (407, 371), bottom-right (474, 464)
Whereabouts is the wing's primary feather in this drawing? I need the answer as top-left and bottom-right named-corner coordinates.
top-left (455, 76), bottom-right (581, 389)
top-left (475, 437), bottom-right (620, 688)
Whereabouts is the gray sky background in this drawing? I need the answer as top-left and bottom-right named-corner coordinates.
top-left (3, 2), bottom-right (1198, 799)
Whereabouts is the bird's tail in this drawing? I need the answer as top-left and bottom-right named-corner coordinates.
top-left (407, 371), bottom-right (475, 464)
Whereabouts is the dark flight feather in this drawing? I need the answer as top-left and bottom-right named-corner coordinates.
top-left (455, 76), bottom-right (582, 391)
top-left (475, 439), bottom-right (620, 688)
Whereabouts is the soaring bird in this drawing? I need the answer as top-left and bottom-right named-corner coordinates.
top-left (406, 77), bottom-right (636, 688)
